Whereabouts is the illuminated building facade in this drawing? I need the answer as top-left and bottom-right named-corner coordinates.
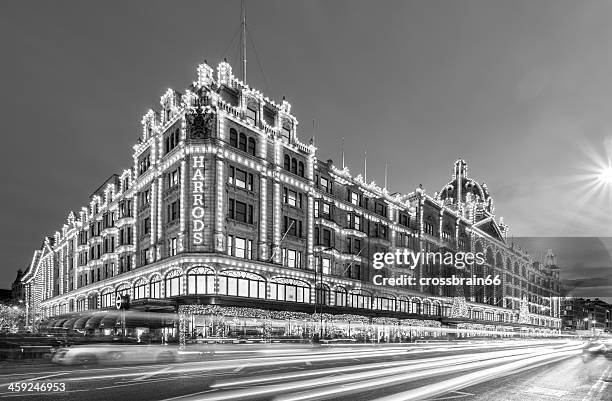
top-left (21, 61), bottom-right (561, 342)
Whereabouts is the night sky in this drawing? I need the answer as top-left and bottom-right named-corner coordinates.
top-left (1, 1), bottom-right (611, 300)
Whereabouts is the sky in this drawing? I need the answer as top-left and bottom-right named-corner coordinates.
top-left (0, 0), bottom-right (611, 295)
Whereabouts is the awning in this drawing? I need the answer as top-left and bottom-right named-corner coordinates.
top-left (99, 313), bottom-right (120, 329)
top-left (84, 313), bottom-right (106, 330)
top-left (52, 318), bottom-right (69, 328)
top-left (62, 317), bottom-right (79, 329)
top-left (72, 316), bottom-right (90, 330)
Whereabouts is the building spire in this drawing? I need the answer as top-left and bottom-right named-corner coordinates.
top-left (341, 137), bottom-right (345, 169)
top-left (311, 119), bottom-right (315, 146)
top-left (364, 149), bottom-right (367, 182)
top-left (241, 0), bottom-right (247, 82)
top-left (384, 161), bottom-right (388, 190)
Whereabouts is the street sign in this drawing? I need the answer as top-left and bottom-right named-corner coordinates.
top-left (115, 294), bottom-right (130, 310)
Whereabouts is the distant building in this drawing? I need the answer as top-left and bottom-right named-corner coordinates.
top-left (561, 297), bottom-right (589, 331)
top-left (0, 289), bottom-right (12, 304)
top-left (11, 269), bottom-right (25, 305)
top-left (562, 297), bottom-right (612, 333)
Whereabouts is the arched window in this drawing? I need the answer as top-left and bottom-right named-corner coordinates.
top-left (431, 302), bottom-right (441, 316)
top-left (150, 275), bottom-right (162, 299)
top-left (315, 284), bottom-right (330, 305)
top-left (398, 297), bottom-right (409, 313)
top-left (116, 283), bottom-right (130, 298)
top-left (165, 270), bottom-right (182, 297)
top-left (291, 158), bottom-right (297, 174)
top-left (218, 270), bottom-right (266, 298)
top-left (230, 128), bottom-right (238, 148)
top-left (133, 279), bottom-right (146, 300)
top-left (247, 137), bottom-right (256, 156)
top-left (333, 287), bottom-right (346, 307)
top-left (187, 267), bottom-right (215, 295)
top-left (349, 291), bottom-right (371, 309)
top-left (298, 161), bottom-right (304, 177)
top-left (422, 301), bottom-right (431, 315)
top-left (101, 289), bottom-right (113, 308)
top-left (411, 299), bottom-right (421, 314)
top-left (239, 133), bottom-right (247, 152)
top-left (284, 155), bottom-right (291, 170)
top-left (374, 296), bottom-right (396, 311)
top-left (87, 293), bottom-right (98, 310)
top-left (76, 297), bottom-right (86, 312)
top-left (270, 278), bottom-right (310, 303)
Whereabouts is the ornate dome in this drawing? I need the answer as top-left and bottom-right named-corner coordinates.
top-left (437, 159), bottom-right (493, 213)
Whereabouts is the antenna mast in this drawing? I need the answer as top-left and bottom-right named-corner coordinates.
top-left (241, 0), bottom-right (247, 82)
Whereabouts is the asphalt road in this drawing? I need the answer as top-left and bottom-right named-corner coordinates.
top-left (0, 340), bottom-right (609, 401)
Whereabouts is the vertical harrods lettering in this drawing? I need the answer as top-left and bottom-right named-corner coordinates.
top-left (191, 155), bottom-right (205, 244)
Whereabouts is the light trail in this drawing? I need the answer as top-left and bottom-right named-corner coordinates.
top-left (372, 349), bottom-right (584, 401)
top-left (168, 343), bottom-right (583, 401)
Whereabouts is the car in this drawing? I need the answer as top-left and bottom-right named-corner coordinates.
top-left (52, 344), bottom-right (195, 366)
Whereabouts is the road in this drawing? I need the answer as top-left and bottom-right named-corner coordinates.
top-left (0, 340), bottom-right (609, 401)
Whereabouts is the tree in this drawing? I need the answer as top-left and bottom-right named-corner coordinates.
top-left (0, 303), bottom-right (26, 333)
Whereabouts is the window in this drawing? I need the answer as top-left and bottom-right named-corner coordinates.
top-left (141, 248), bottom-right (150, 265)
top-left (282, 126), bottom-right (291, 141)
top-left (316, 285), bottom-right (329, 305)
top-left (168, 168), bottom-right (180, 189)
top-left (138, 154), bottom-right (151, 175)
top-left (350, 191), bottom-right (361, 206)
top-left (228, 198), bottom-right (253, 224)
top-left (140, 189), bottom-right (151, 206)
top-left (164, 129), bottom-right (180, 154)
top-left (284, 155), bottom-right (291, 170)
top-left (227, 236), bottom-right (253, 259)
top-left (298, 162), bottom-right (304, 177)
top-left (218, 272), bottom-right (266, 298)
top-left (165, 271), bottom-right (182, 297)
top-left (282, 248), bottom-right (302, 268)
top-left (322, 258), bottom-right (331, 275)
top-left (322, 229), bottom-right (331, 247)
top-left (168, 237), bottom-right (178, 256)
top-left (347, 213), bottom-right (361, 230)
top-left (283, 217), bottom-right (302, 237)
top-left (119, 227), bottom-right (133, 245)
top-left (247, 137), bottom-right (256, 156)
top-left (230, 128), bottom-right (238, 147)
top-left (246, 106), bottom-right (257, 125)
top-left (229, 166), bottom-right (253, 190)
top-left (424, 221), bottom-right (435, 235)
top-left (349, 293), bottom-right (371, 309)
top-left (118, 199), bottom-right (132, 218)
top-left (187, 268), bottom-right (215, 294)
top-left (167, 200), bottom-right (179, 222)
top-left (319, 176), bottom-right (332, 194)
top-left (150, 277), bottom-right (161, 299)
top-left (270, 280), bottom-right (311, 303)
top-left (133, 281), bottom-right (146, 300)
top-left (334, 289), bottom-right (346, 306)
top-left (101, 291), bottom-right (113, 308)
top-left (143, 217), bottom-right (151, 235)
top-left (284, 188), bottom-right (298, 207)
top-left (239, 133), bottom-right (247, 152)
top-left (399, 213), bottom-right (409, 227)
top-left (375, 202), bottom-right (387, 217)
